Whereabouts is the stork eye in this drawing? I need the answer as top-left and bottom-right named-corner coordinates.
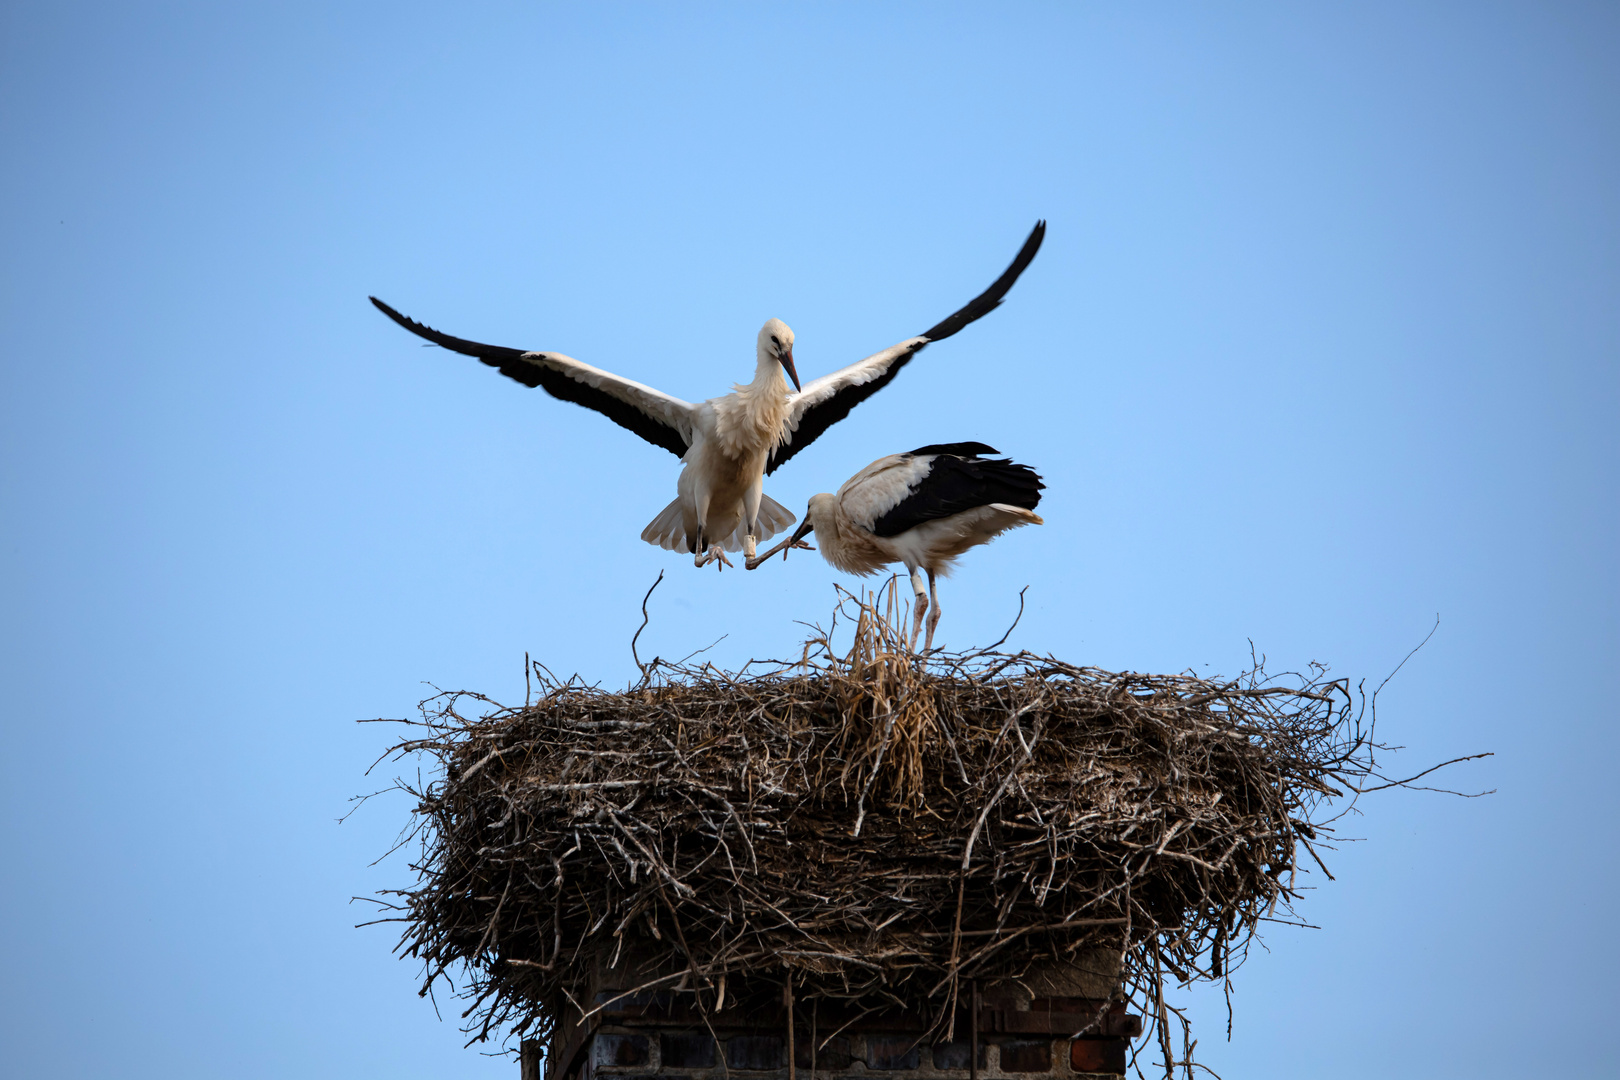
top-left (770, 335), bottom-right (781, 346)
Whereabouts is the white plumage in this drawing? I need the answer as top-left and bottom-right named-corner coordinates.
top-left (756, 443), bottom-right (1045, 650)
top-left (369, 222), bottom-right (1043, 568)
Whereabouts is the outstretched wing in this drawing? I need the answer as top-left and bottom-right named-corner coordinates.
top-left (369, 298), bottom-right (695, 458)
top-left (766, 221), bottom-right (1046, 475)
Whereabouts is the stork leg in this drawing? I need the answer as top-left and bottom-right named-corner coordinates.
top-left (908, 567), bottom-right (929, 652)
top-left (924, 569), bottom-right (942, 653)
top-left (692, 494), bottom-right (714, 568)
top-left (742, 483), bottom-right (763, 561)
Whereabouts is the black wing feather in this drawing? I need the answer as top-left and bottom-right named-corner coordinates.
top-left (870, 452), bottom-right (1044, 539)
top-left (765, 221), bottom-right (1046, 476)
top-left (369, 297), bottom-right (689, 459)
top-left (908, 441), bottom-right (999, 457)
top-left (918, 220), bottom-right (1046, 343)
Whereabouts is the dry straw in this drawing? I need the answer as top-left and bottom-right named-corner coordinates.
top-left (363, 584), bottom-right (1482, 1073)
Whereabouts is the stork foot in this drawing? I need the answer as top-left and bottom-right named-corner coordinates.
top-left (702, 544), bottom-right (733, 571)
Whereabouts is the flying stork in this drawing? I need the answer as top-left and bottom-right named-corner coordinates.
top-left (748, 443), bottom-right (1044, 651)
top-left (368, 222), bottom-right (1045, 569)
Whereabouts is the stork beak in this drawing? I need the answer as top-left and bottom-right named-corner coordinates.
top-left (780, 347), bottom-right (801, 392)
top-left (789, 518), bottom-right (814, 545)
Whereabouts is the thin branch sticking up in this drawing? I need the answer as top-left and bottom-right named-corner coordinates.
top-left (631, 570), bottom-right (664, 685)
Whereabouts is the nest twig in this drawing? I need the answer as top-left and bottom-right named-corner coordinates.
top-left (363, 585), bottom-right (1481, 1075)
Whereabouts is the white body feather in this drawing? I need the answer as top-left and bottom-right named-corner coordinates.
top-left (639, 332), bottom-right (798, 553)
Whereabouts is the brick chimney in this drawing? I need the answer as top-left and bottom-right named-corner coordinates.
top-left (527, 949), bottom-right (1141, 1080)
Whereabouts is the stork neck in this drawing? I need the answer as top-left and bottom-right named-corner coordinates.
top-left (714, 353), bottom-right (793, 459)
top-left (750, 352), bottom-right (788, 393)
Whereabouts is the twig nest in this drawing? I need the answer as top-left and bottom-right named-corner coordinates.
top-left (377, 594), bottom-right (1371, 1048)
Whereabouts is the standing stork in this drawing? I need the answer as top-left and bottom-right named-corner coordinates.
top-left (368, 222), bottom-right (1044, 568)
top-left (748, 443), bottom-right (1044, 651)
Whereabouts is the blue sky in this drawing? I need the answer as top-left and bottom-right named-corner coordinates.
top-left (2, 3), bottom-right (1616, 1077)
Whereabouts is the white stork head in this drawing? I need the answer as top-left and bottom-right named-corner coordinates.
top-left (758, 318), bottom-right (800, 391)
top-left (788, 493), bottom-right (831, 545)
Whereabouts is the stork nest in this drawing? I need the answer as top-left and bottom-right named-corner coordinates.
top-left (367, 586), bottom-right (1432, 1063)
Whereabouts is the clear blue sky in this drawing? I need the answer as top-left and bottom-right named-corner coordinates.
top-left (2, 3), bottom-right (1615, 1077)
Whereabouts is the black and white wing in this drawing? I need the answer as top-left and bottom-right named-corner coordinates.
top-left (765, 221), bottom-right (1046, 475)
top-left (838, 443), bottom-right (1045, 538)
top-left (369, 298), bottom-right (696, 458)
